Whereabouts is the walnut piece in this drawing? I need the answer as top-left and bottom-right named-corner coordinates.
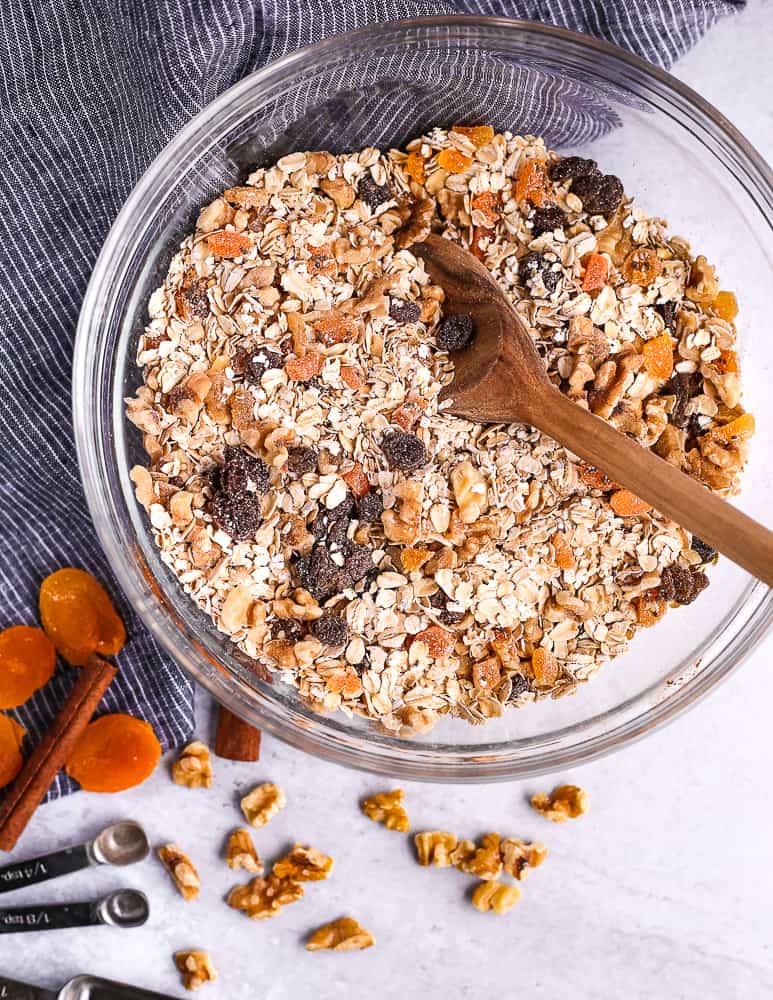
top-left (272, 588), bottom-right (322, 622)
top-left (453, 832), bottom-right (502, 881)
top-left (451, 461), bottom-right (488, 524)
top-left (361, 789), bottom-right (410, 833)
top-left (227, 874), bottom-right (303, 919)
top-left (414, 831), bottom-right (458, 867)
top-left (226, 828), bottom-right (263, 874)
top-left (172, 741), bottom-right (213, 789)
top-left (531, 784), bottom-right (589, 822)
top-left (382, 479), bottom-right (424, 544)
top-left (501, 837), bottom-right (549, 879)
top-left (175, 951), bottom-right (217, 991)
top-left (472, 880), bottom-right (521, 915)
top-left (241, 782), bottom-right (287, 828)
top-left (272, 844), bottom-right (334, 882)
top-left (158, 844), bottom-right (201, 901)
top-left (306, 916), bottom-right (375, 952)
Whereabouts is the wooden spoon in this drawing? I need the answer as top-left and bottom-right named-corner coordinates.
top-left (413, 235), bottom-right (773, 586)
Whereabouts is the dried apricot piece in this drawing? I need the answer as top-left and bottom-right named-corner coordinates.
top-left (0, 714), bottom-right (26, 789)
top-left (404, 152), bottom-right (426, 185)
top-left (66, 714), bottom-right (161, 792)
top-left (470, 225), bottom-right (493, 261)
top-left (515, 160), bottom-right (548, 206)
top-left (710, 412), bottom-right (755, 444)
top-left (642, 334), bottom-right (674, 379)
top-left (531, 648), bottom-right (560, 687)
top-left (340, 365), bottom-right (368, 391)
top-left (712, 290), bottom-right (738, 322)
top-left (581, 253), bottom-right (609, 291)
top-left (622, 248), bottom-right (662, 286)
top-left (579, 463), bottom-right (620, 492)
top-left (632, 591), bottom-right (667, 628)
top-left (306, 243), bottom-right (337, 278)
top-left (392, 399), bottom-right (425, 432)
top-left (0, 626), bottom-right (56, 709)
top-left (471, 191), bottom-right (501, 227)
top-left (39, 568), bottom-right (126, 667)
top-left (208, 231), bottom-right (252, 258)
top-left (412, 626), bottom-right (455, 659)
top-left (436, 148), bottom-right (473, 174)
top-left (610, 490), bottom-right (652, 516)
top-left (313, 311), bottom-right (359, 347)
top-left (551, 532), bottom-right (575, 571)
top-left (472, 657), bottom-right (501, 691)
top-left (453, 125), bottom-right (495, 147)
top-left (342, 462), bottom-right (370, 499)
top-left (285, 354), bottom-right (323, 381)
top-left (715, 349), bottom-right (738, 374)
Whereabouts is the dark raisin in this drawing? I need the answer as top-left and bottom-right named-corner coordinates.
top-left (389, 298), bottom-right (421, 324)
top-left (311, 614), bottom-right (349, 647)
top-left (660, 563), bottom-right (708, 606)
top-left (656, 301), bottom-right (678, 332)
top-left (357, 173), bottom-right (392, 211)
top-left (570, 172), bottom-right (602, 204)
top-left (355, 490), bottom-right (384, 523)
top-left (287, 446), bottom-right (318, 476)
top-left (220, 445), bottom-right (270, 496)
top-left (688, 570), bottom-right (709, 602)
top-left (436, 314), bottom-right (475, 352)
top-left (429, 589), bottom-right (464, 626)
top-left (518, 251), bottom-right (561, 293)
top-left (273, 618), bottom-right (305, 642)
top-left (183, 279), bottom-right (211, 320)
top-left (243, 348), bottom-right (283, 385)
top-left (381, 431), bottom-right (427, 473)
top-left (667, 371), bottom-right (703, 429)
top-left (690, 536), bottom-right (716, 563)
top-left (582, 174), bottom-right (624, 216)
top-left (508, 674), bottom-right (530, 700)
top-left (211, 491), bottom-right (262, 541)
top-left (341, 545), bottom-right (374, 587)
top-left (531, 203), bottom-right (567, 236)
top-left (312, 496), bottom-right (356, 542)
top-left (294, 544), bottom-right (342, 601)
top-left (548, 156), bottom-right (600, 183)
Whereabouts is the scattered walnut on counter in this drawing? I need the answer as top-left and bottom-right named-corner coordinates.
top-left (227, 874), bottom-right (303, 919)
top-left (240, 782), bottom-right (286, 828)
top-left (174, 951), bottom-right (217, 991)
top-left (273, 845), bottom-right (334, 882)
top-left (453, 832), bottom-right (502, 881)
top-left (471, 880), bottom-right (521, 915)
top-left (172, 741), bottom-right (213, 789)
top-left (306, 916), bottom-right (376, 952)
top-left (225, 828), bottom-right (263, 874)
top-left (158, 844), bottom-right (201, 901)
top-left (531, 784), bottom-right (589, 822)
top-left (414, 831), bottom-right (458, 867)
top-left (361, 789), bottom-right (411, 833)
top-left (501, 837), bottom-right (549, 879)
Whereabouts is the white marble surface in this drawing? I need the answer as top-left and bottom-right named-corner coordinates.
top-left (4, 4), bottom-right (773, 997)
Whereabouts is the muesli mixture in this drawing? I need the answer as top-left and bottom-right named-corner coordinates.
top-left (127, 125), bottom-right (753, 734)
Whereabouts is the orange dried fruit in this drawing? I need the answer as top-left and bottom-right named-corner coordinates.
top-left (0, 714), bottom-right (26, 789)
top-left (471, 191), bottom-right (501, 227)
top-left (710, 412), bottom-right (755, 444)
top-left (581, 253), bottom-right (609, 292)
top-left (400, 547), bottom-right (432, 572)
top-left (340, 365), bottom-right (368, 391)
top-left (0, 626), bottom-right (56, 709)
top-left (551, 532), bottom-right (575, 571)
top-left (632, 591), bottom-right (667, 628)
top-left (208, 231), bottom-right (252, 258)
top-left (436, 148), bottom-right (473, 174)
top-left (531, 648), bottom-right (560, 687)
top-left (610, 490), bottom-right (652, 516)
top-left (453, 125), bottom-right (495, 147)
top-left (579, 463), bottom-right (620, 492)
top-left (472, 657), bottom-right (501, 691)
top-left (342, 462), bottom-right (370, 499)
top-left (712, 290), bottom-right (738, 322)
top-left (39, 568), bottom-right (126, 667)
top-left (715, 349), bottom-right (738, 374)
top-left (622, 247), bottom-right (662, 286)
top-left (404, 152), bottom-right (426, 185)
top-left (469, 225), bottom-right (493, 261)
top-left (66, 714), bottom-right (161, 793)
top-left (306, 243), bottom-right (337, 278)
top-left (285, 354), bottom-right (323, 381)
top-left (515, 160), bottom-right (548, 206)
top-left (642, 334), bottom-right (674, 379)
top-left (313, 311), bottom-right (359, 347)
top-left (392, 399), bottom-right (425, 432)
top-left (412, 626), bottom-right (455, 659)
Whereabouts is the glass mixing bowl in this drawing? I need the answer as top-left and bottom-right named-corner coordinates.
top-left (74, 17), bottom-right (773, 781)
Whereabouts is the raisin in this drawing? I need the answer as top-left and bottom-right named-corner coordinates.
top-left (66, 714), bottom-right (161, 793)
top-left (312, 496), bottom-right (356, 542)
top-left (243, 348), bottom-right (283, 385)
top-left (660, 564), bottom-right (708, 605)
top-left (357, 173), bottom-right (392, 210)
top-left (531, 203), bottom-right (566, 236)
top-left (518, 251), bottom-right (561, 293)
top-left (311, 614), bottom-right (349, 647)
top-left (355, 490), bottom-right (384, 523)
top-left (436, 314), bottom-right (475, 352)
top-left (548, 156), bottom-right (599, 183)
top-left (219, 446), bottom-right (270, 496)
top-left (389, 298), bottom-right (421, 324)
top-left (341, 545), bottom-right (374, 588)
top-left (273, 618), bottom-right (305, 642)
top-left (429, 590), bottom-right (464, 625)
top-left (582, 174), bottom-right (624, 216)
top-left (182, 279), bottom-right (210, 320)
top-left (211, 491), bottom-right (262, 541)
top-left (295, 545), bottom-right (342, 601)
top-left (691, 536), bottom-right (716, 562)
top-left (287, 446), bottom-right (318, 476)
top-left (39, 568), bottom-right (126, 667)
top-left (666, 371), bottom-right (703, 429)
top-left (655, 301), bottom-right (678, 331)
top-left (0, 626), bottom-right (56, 709)
top-left (381, 431), bottom-right (427, 473)
top-left (508, 674), bottom-right (530, 700)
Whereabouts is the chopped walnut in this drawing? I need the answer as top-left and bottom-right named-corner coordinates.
top-left (172, 741), bottom-right (213, 789)
top-left (531, 784), bottom-right (589, 822)
top-left (501, 838), bottom-right (548, 879)
top-left (471, 880), bottom-right (521, 915)
top-left (272, 845), bottom-right (334, 882)
top-left (382, 479), bottom-right (423, 543)
top-left (227, 875), bottom-right (303, 919)
top-left (158, 844), bottom-right (201, 901)
top-left (361, 789), bottom-right (410, 833)
top-left (686, 254), bottom-right (719, 303)
top-left (226, 828), bottom-right (263, 874)
top-left (241, 782), bottom-right (287, 828)
top-left (451, 461), bottom-right (488, 524)
top-left (306, 916), bottom-right (375, 952)
top-left (168, 372), bottom-right (212, 424)
top-left (174, 950), bottom-right (218, 991)
top-left (272, 588), bottom-right (322, 621)
top-left (395, 197), bottom-right (434, 249)
top-left (414, 831), bottom-right (457, 867)
top-left (453, 833), bottom-right (502, 881)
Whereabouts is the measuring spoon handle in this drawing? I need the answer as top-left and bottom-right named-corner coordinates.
top-left (0, 899), bottom-right (99, 934)
top-left (0, 843), bottom-right (92, 895)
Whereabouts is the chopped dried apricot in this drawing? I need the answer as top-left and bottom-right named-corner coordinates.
top-left (632, 591), bottom-right (667, 628)
top-left (472, 657), bottom-right (501, 691)
top-left (313, 311), bottom-right (359, 346)
top-left (712, 290), bottom-right (738, 322)
top-left (453, 125), bottom-right (495, 147)
top-left (551, 532), bottom-right (575, 571)
top-left (710, 412), bottom-right (755, 444)
top-left (400, 547), bottom-right (432, 572)
top-left (471, 191), bottom-right (501, 227)
top-left (470, 225), bottom-right (492, 261)
top-left (610, 490), bottom-right (653, 516)
top-left (642, 334), bottom-right (674, 379)
top-left (412, 626), bottom-right (455, 659)
top-left (208, 231), bottom-right (252, 258)
top-left (0, 626), bottom-right (56, 709)
top-left (404, 152), bottom-right (426, 185)
top-left (0, 714), bottom-right (25, 788)
top-left (515, 160), bottom-right (548, 206)
top-left (342, 462), bottom-right (370, 499)
top-left (715, 349), bottom-right (738, 374)
top-left (581, 253), bottom-right (609, 292)
top-left (622, 248), bottom-right (662, 286)
top-left (531, 648), bottom-right (559, 687)
top-left (340, 365), bottom-right (368, 391)
top-left (66, 714), bottom-right (161, 793)
top-left (306, 243), bottom-right (337, 278)
top-left (436, 148), bottom-right (473, 174)
top-left (579, 463), bottom-right (620, 492)
top-left (285, 354), bottom-right (323, 381)
top-left (392, 399), bottom-right (425, 431)
top-left (39, 568), bottom-right (126, 667)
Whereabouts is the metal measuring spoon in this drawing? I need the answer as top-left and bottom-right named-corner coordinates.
top-left (0, 887), bottom-right (149, 935)
top-left (0, 821), bottom-right (149, 895)
top-left (1, 972), bottom-right (178, 999)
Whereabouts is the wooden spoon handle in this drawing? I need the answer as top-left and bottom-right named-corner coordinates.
top-left (533, 387), bottom-right (773, 586)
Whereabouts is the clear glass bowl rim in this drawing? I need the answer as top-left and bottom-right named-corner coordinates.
top-left (74, 16), bottom-right (773, 782)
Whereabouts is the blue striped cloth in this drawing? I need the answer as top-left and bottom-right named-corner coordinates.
top-left (0, 0), bottom-right (743, 798)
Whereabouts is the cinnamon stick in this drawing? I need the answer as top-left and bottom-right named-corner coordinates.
top-left (0, 656), bottom-right (116, 851)
top-left (214, 705), bottom-right (261, 761)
